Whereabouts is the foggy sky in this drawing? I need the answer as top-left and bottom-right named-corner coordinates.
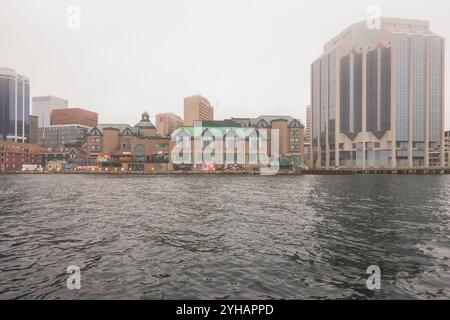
top-left (1, 0), bottom-right (449, 128)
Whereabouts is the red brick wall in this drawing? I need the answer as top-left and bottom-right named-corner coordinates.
top-left (51, 108), bottom-right (98, 127)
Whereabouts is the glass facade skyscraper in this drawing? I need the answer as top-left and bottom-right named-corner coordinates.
top-left (0, 68), bottom-right (30, 143)
top-left (310, 18), bottom-right (445, 169)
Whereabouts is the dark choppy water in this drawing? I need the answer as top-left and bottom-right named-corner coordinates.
top-left (0, 174), bottom-right (449, 300)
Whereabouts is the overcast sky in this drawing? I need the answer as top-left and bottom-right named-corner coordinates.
top-left (1, 0), bottom-right (449, 128)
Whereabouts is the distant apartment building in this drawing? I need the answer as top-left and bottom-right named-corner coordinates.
top-left (156, 112), bottom-right (183, 137)
top-left (51, 108), bottom-right (98, 127)
top-left (32, 95), bottom-right (68, 127)
top-left (184, 95), bottom-right (214, 126)
top-left (0, 67), bottom-right (30, 143)
top-left (0, 141), bottom-right (43, 172)
top-left (310, 18), bottom-right (445, 169)
top-left (87, 112), bottom-right (170, 171)
top-left (29, 115), bottom-right (39, 145)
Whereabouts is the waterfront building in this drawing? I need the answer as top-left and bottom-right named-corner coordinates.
top-left (51, 108), bottom-right (98, 127)
top-left (184, 95), bottom-right (214, 126)
top-left (230, 116), bottom-right (305, 162)
top-left (29, 115), bottom-right (39, 145)
top-left (42, 146), bottom-right (89, 165)
top-left (304, 105), bottom-right (312, 167)
top-left (170, 116), bottom-right (304, 171)
top-left (310, 18), bottom-right (445, 169)
top-left (87, 112), bottom-right (170, 171)
top-left (38, 125), bottom-right (90, 148)
top-left (0, 141), bottom-right (43, 172)
top-left (442, 131), bottom-right (450, 167)
top-left (169, 120), bottom-right (243, 171)
top-left (46, 160), bottom-right (65, 172)
top-left (156, 112), bottom-right (184, 137)
top-left (0, 67), bottom-right (30, 143)
top-left (32, 96), bottom-right (68, 128)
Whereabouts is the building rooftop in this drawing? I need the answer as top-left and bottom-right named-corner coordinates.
top-left (134, 111), bottom-right (156, 129)
top-left (0, 67), bottom-right (29, 81)
top-left (195, 120), bottom-right (241, 128)
top-left (251, 116), bottom-right (304, 128)
top-left (324, 17), bottom-right (439, 53)
top-left (95, 124), bottom-right (132, 133)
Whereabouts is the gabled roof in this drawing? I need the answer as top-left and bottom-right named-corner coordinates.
top-left (171, 126), bottom-right (268, 138)
top-left (251, 116), bottom-right (304, 128)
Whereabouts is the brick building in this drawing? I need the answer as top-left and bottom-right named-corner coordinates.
top-left (0, 141), bottom-right (43, 172)
top-left (87, 112), bottom-right (170, 171)
top-left (169, 116), bottom-right (305, 172)
top-left (51, 108), bottom-right (98, 127)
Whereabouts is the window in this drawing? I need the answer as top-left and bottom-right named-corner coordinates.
top-left (202, 135), bottom-right (214, 148)
top-left (136, 145), bottom-right (145, 162)
top-left (226, 135), bottom-right (238, 149)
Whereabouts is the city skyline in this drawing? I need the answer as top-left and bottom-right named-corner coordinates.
top-left (1, 0), bottom-right (449, 128)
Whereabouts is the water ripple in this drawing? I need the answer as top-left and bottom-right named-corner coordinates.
top-left (0, 174), bottom-right (449, 299)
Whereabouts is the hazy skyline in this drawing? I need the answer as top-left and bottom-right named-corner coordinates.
top-left (1, 0), bottom-right (449, 128)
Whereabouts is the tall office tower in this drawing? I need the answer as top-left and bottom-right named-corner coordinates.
top-left (0, 67), bottom-right (30, 143)
top-left (32, 95), bottom-right (68, 127)
top-left (310, 18), bottom-right (445, 169)
top-left (305, 105), bottom-right (312, 144)
top-left (184, 95), bottom-right (214, 126)
top-left (156, 112), bottom-right (184, 137)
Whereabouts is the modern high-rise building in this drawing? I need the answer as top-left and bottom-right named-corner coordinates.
top-left (32, 95), bottom-right (68, 127)
top-left (156, 112), bottom-right (183, 137)
top-left (184, 95), bottom-right (214, 126)
top-left (310, 18), bottom-right (445, 169)
top-left (50, 108), bottom-right (98, 127)
top-left (0, 67), bottom-right (30, 143)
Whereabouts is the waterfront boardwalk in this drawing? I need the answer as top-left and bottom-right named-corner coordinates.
top-left (4, 168), bottom-right (450, 175)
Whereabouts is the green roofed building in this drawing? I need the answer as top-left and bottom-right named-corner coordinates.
top-left (169, 116), bottom-right (305, 172)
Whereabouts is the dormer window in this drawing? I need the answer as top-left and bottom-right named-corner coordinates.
top-left (257, 120), bottom-right (268, 128)
top-left (290, 120), bottom-right (300, 128)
